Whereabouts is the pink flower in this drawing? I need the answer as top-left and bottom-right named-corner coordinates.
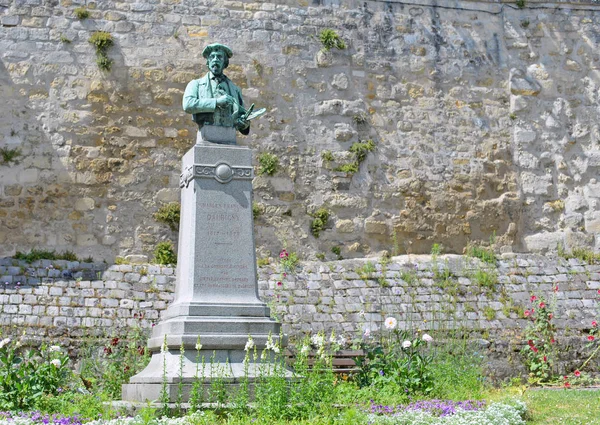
top-left (279, 250), bottom-right (289, 259)
top-left (530, 295), bottom-right (537, 302)
top-left (539, 302), bottom-right (546, 309)
top-left (543, 356), bottom-right (547, 362)
top-left (574, 370), bottom-right (581, 377)
top-left (588, 335), bottom-right (595, 341)
top-left (554, 285), bottom-right (559, 293)
top-left (528, 339), bottom-right (534, 347)
top-left (549, 313), bottom-right (553, 319)
top-left (524, 310), bottom-right (531, 317)
top-left (276, 281), bottom-right (282, 287)
top-left (531, 346), bottom-right (538, 353)
top-left (592, 321), bottom-right (598, 328)
top-left (551, 338), bottom-right (556, 344)
top-left (565, 381), bottom-right (570, 388)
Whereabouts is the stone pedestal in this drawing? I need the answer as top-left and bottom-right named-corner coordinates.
top-left (123, 128), bottom-right (284, 403)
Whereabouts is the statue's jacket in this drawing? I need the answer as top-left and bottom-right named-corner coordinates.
top-left (182, 72), bottom-right (249, 135)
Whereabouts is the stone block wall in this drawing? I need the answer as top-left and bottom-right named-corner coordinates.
top-left (1, 253), bottom-right (599, 378)
top-left (1, 0), bottom-right (600, 261)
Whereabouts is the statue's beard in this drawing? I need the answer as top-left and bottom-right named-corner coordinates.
top-left (210, 62), bottom-right (223, 75)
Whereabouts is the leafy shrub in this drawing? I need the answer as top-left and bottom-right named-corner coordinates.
top-left (154, 202), bottom-right (180, 231)
top-left (153, 241), bottom-right (177, 265)
top-left (310, 207), bottom-right (330, 238)
top-left (319, 29), bottom-right (346, 51)
top-left (257, 152), bottom-right (279, 176)
top-left (0, 340), bottom-right (71, 410)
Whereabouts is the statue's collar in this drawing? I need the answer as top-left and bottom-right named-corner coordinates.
top-left (209, 71), bottom-right (227, 83)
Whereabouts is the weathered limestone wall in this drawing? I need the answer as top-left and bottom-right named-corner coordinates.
top-left (1, 254), bottom-right (599, 377)
top-left (1, 0), bottom-right (600, 260)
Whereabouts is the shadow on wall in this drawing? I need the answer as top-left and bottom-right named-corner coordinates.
top-left (0, 22), bottom-right (182, 263)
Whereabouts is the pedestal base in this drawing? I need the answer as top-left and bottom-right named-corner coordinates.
top-left (122, 139), bottom-right (287, 403)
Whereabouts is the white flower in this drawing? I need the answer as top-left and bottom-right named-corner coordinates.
top-left (265, 334), bottom-right (279, 353)
top-left (51, 359), bottom-right (61, 367)
top-left (422, 333), bottom-right (433, 342)
top-left (402, 340), bottom-right (412, 349)
top-left (195, 342), bottom-right (203, 351)
top-left (338, 335), bottom-right (346, 347)
top-left (359, 310), bottom-right (365, 317)
top-left (244, 337), bottom-right (254, 352)
top-left (311, 334), bottom-right (325, 347)
top-left (300, 344), bottom-right (310, 355)
top-left (363, 328), bottom-right (371, 338)
top-left (329, 331), bottom-right (337, 344)
top-left (384, 317), bottom-right (397, 330)
top-left (0, 338), bottom-right (10, 349)
top-left (49, 345), bottom-right (61, 352)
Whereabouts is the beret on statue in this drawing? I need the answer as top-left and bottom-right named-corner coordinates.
top-left (202, 43), bottom-right (233, 59)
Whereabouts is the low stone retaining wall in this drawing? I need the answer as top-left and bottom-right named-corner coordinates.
top-left (1, 253), bottom-right (598, 379)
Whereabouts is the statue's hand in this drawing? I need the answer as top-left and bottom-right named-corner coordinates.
top-left (235, 117), bottom-right (250, 131)
top-left (216, 95), bottom-right (233, 109)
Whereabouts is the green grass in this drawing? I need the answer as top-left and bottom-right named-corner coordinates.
top-left (522, 389), bottom-right (600, 424)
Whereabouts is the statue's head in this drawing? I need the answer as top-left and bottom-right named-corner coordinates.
top-left (202, 43), bottom-right (233, 76)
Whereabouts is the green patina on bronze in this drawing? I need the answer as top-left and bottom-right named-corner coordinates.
top-left (182, 43), bottom-right (265, 136)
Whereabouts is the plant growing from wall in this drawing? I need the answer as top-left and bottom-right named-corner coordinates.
top-left (331, 245), bottom-right (342, 260)
top-left (321, 150), bottom-right (334, 162)
top-left (14, 249), bottom-right (80, 263)
top-left (352, 113), bottom-right (368, 125)
top-left (74, 7), bottom-right (90, 19)
top-left (153, 202), bottom-right (180, 231)
top-left (279, 249), bottom-right (298, 273)
top-left (466, 244), bottom-right (496, 265)
top-left (153, 241), bottom-right (177, 265)
top-left (319, 29), bottom-right (346, 51)
top-left (310, 207), bottom-right (330, 238)
top-left (252, 202), bottom-right (263, 220)
top-left (89, 31), bottom-right (114, 71)
top-left (257, 152), bottom-right (279, 176)
top-left (0, 147), bottom-right (21, 165)
top-left (334, 139), bottom-right (375, 176)
top-left (515, 0), bottom-right (526, 8)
